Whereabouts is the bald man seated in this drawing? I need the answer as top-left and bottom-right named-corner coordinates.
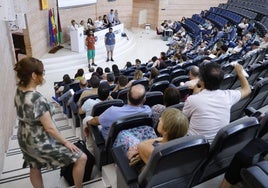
top-left (85, 84), bottom-right (152, 141)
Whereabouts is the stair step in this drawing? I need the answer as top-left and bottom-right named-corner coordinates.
top-left (102, 163), bottom-right (117, 188)
top-left (41, 29), bottom-right (135, 75)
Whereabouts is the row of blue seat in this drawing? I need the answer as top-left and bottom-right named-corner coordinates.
top-left (228, 0), bottom-right (268, 17)
top-left (112, 111), bottom-right (268, 187)
top-left (228, 0), bottom-right (268, 8)
top-left (206, 12), bottom-right (228, 29)
top-left (209, 7), bottom-right (242, 25)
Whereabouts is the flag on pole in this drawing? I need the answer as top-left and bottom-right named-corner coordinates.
top-left (57, 7), bottom-right (62, 44)
top-left (52, 8), bottom-right (58, 45)
top-left (48, 8), bottom-right (58, 47)
top-left (48, 9), bottom-right (54, 47)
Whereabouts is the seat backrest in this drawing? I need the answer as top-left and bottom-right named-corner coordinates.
top-left (91, 99), bottom-right (124, 116)
top-left (220, 73), bottom-right (236, 90)
top-left (169, 69), bottom-right (186, 81)
top-left (257, 112), bottom-right (268, 141)
top-left (132, 77), bottom-right (149, 91)
top-left (247, 78), bottom-right (268, 110)
top-left (230, 89), bottom-right (254, 122)
top-left (176, 85), bottom-right (193, 102)
top-left (80, 94), bottom-right (99, 107)
top-left (69, 82), bottom-right (81, 92)
top-left (171, 75), bottom-right (190, 87)
top-left (168, 102), bottom-right (185, 110)
top-left (138, 135), bottom-right (210, 188)
top-left (117, 88), bottom-right (130, 104)
top-left (221, 63), bottom-right (234, 74)
top-left (149, 80), bottom-right (170, 92)
top-left (159, 68), bottom-right (170, 75)
top-left (144, 91), bottom-right (164, 107)
top-left (153, 73), bottom-right (170, 83)
top-left (106, 113), bottom-right (152, 150)
top-left (194, 116), bottom-right (260, 184)
top-left (247, 64), bottom-right (265, 86)
top-left (241, 161), bottom-right (268, 188)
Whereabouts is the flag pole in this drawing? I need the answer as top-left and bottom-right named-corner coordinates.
top-left (49, 0), bottom-right (63, 53)
top-left (56, 0), bottom-right (63, 48)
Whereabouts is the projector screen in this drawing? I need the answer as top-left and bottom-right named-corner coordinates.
top-left (58, 0), bottom-right (97, 8)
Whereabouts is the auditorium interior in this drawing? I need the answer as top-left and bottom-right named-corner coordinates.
top-left (0, 0), bottom-right (268, 187)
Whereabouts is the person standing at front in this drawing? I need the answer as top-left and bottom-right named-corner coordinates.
top-left (86, 30), bottom-right (97, 67)
top-left (105, 27), bottom-right (115, 62)
top-left (14, 57), bottom-right (87, 188)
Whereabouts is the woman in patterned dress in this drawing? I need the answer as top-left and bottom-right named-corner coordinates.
top-left (14, 57), bottom-right (87, 188)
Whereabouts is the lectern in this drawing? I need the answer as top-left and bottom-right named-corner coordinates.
top-left (70, 27), bottom-right (84, 53)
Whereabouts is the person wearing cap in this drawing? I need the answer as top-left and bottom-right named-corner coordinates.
top-left (85, 30), bottom-right (97, 67)
top-left (104, 27), bottom-right (116, 62)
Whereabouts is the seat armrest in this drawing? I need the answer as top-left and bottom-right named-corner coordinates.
top-left (89, 125), bottom-right (105, 146)
top-left (112, 146), bottom-right (138, 184)
top-left (244, 106), bottom-right (257, 117)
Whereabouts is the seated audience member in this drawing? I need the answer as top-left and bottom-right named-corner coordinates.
top-left (148, 67), bottom-right (159, 86)
top-left (69, 78), bottom-right (90, 115)
top-left (94, 16), bottom-right (104, 30)
top-left (111, 75), bottom-right (128, 99)
top-left (229, 40), bottom-right (244, 54)
top-left (126, 69), bottom-right (143, 88)
top-left (106, 73), bottom-right (116, 90)
top-left (152, 52), bottom-right (168, 69)
top-left (80, 20), bottom-right (88, 35)
top-left (79, 81), bottom-right (111, 123)
top-left (114, 9), bottom-right (120, 24)
top-left (95, 67), bottom-right (104, 80)
top-left (213, 44), bottom-right (229, 62)
top-left (126, 108), bottom-right (189, 168)
top-left (54, 74), bottom-right (73, 99)
top-left (85, 84), bottom-right (152, 141)
top-left (180, 65), bottom-right (200, 91)
top-left (69, 20), bottom-right (79, 31)
top-left (220, 138), bottom-right (268, 188)
top-left (87, 18), bottom-right (95, 31)
top-left (135, 59), bottom-right (142, 68)
top-left (112, 64), bottom-right (120, 77)
top-left (237, 17), bottom-right (249, 37)
top-left (104, 67), bottom-right (111, 73)
top-left (108, 9), bottom-right (115, 25)
top-left (78, 75), bottom-right (100, 106)
top-left (124, 61), bottom-right (133, 70)
top-left (102, 15), bottom-right (110, 28)
top-left (53, 74), bottom-right (74, 116)
top-left (183, 62), bottom-right (251, 143)
top-left (146, 56), bottom-right (158, 68)
top-left (72, 78), bottom-right (89, 104)
top-left (244, 41), bottom-right (260, 57)
top-left (151, 87), bottom-right (181, 127)
top-left (74, 68), bottom-right (85, 82)
top-left (259, 33), bottom-right (268, 49)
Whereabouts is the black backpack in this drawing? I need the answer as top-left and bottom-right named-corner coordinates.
top-left (60, 140), bottom-right (95, 186)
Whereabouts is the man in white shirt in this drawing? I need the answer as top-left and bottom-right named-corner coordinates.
top-left (107, 9), bottom-right (115, 25)
top-left (69, 19), bottom-right (79, 31)
top-left (94, 16), bottom-right (103, 30)
top-left (183, 62), bottom-right (251, 143)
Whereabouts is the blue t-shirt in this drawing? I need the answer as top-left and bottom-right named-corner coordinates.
top-left (105, 32), bottom-right (115, 45)
top-left (98, 104), bottom-right (152, 140)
